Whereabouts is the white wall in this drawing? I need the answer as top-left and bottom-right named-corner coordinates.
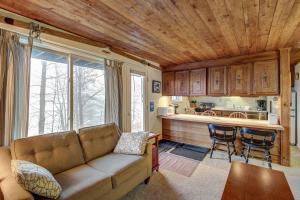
top-left (147, 68), bottom-right (162, 134)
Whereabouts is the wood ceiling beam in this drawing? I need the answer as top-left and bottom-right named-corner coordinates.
top-left (0, 15), bottom-right (160, 70)
top-left (162, 51), bottom-right (279, 71)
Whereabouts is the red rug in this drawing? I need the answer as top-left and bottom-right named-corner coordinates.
top-left (159, 152), bottom-right (200, 177)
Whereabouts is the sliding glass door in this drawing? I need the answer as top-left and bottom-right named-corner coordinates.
top-left (28, 48), bottom-right (69, 136)
top-left (28, 47), bottom-right (105, 136)
top-left (73, 57), bottom-right (105, 130)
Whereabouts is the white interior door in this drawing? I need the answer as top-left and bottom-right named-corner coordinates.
top-left (123, 65), bottom-right (148, 132)
top-left (130, 73), bottom-right (145, 132)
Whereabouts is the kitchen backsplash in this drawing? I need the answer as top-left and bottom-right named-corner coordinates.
top-left (159, 96), bottom-right (280, 115)
top-left (189, 96), bottom-right (266, 109)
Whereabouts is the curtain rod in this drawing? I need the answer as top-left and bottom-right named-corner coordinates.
top-left (0, 14), bottom-right (160, 70)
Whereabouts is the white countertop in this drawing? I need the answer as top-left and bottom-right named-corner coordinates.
top-left (162, 114), bottom-right (283, 131)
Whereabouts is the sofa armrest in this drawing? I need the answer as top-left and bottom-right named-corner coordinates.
top-left (0, 147), bottom-right (33, 200)
top-left (144, 142), bottom-right (152, 155)
top-left (1, 176), bottom-right (33, 200)
top-left (0, 147), bottom-right (12, 180)
top-left (143, 142), bottom-right (153, 177)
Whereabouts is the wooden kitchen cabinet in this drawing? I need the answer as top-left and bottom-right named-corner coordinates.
top-left (190, 68), bottom-right (207, 96)
top-left (162, 72), bottom-right (175, 96)
top-left (228, 63), bottom-right (252, 96)
top-left (208, 66), bottom-right (227, 96)
top-left (175, 71), bottom-right (189, 96)
top-left (253, 60), bottom-right (279, 95)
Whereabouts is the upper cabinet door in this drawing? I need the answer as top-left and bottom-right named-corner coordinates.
top-left (228, 64), bottom-right (252, 96)
top-left (208, 66), bottom-right (227, 96)
top-left (253, 60), bottom-right (279, 95)
top-left (175, 71), bottom-right (189, 96)
top-left (162, 72), bottom-right (175, 96)
top-left (190, 68), bottom-right (206, 96)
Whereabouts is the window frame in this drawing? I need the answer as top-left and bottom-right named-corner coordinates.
top-left (71, 54), bottom-right (106, 130)
top-left (28, 46), bottom-right (106, 135)
top-left (28, 46), bottom-right (70, 135)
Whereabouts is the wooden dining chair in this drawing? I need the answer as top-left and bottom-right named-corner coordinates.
top-left (229, 112), bottom-right (247, 119)
top-left (240, 128), bottom-right (276, 168)
top-left (208, 124), bottom-right (237, 162)
top-left (201, 110), bottom-right (216, 116)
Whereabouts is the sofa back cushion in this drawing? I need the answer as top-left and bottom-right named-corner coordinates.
top-left (79, 123), bottom-right (119, 162)
top-left (11, 131), bottom-right (85, 175)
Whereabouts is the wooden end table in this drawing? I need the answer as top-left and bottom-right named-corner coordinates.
top-left (222, 161), bottom-right (294, 200)
top-left (148, 132), bottom-right (160, 172)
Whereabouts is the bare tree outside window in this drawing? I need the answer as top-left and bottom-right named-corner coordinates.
top-left (73, 58), bottom-right (105, 130)
top-left (131, 73), bottom-right (145, 132)
top-left (28, 48), bottom-right (105, 136)
top-left (28, 49), bottom-right (69, 136)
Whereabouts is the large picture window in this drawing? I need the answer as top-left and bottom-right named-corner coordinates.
top-left (28, 48), bottom-right (105, 136)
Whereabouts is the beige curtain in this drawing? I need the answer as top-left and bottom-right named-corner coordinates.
top-left (0, 30), bottom-right (32, 146)
top-left (104, 59), bottom-right (123, 130)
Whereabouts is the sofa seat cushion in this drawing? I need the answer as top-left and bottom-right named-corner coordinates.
top-left (54, 164), bottom-right (112, 200)
top-left (87, 153), bottom-right (148, 188)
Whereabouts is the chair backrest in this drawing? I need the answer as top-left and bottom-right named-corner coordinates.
top-left (201, 110), bottom-right (216, 116)
top-left (208, 123), bottom-right (237, 139)
top-left (229, 112), bottom-right (247, 119)
top-left (240, 128), bottom-right (276, 144)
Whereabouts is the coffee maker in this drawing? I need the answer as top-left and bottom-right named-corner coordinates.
top-left (256, 100), bottom-right (267, 111)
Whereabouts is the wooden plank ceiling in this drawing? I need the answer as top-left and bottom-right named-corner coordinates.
top-left (0, 0), bottom-right (300, 67)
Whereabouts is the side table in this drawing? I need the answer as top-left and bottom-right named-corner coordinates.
top-left (148, 132), bottom-right (160, 172)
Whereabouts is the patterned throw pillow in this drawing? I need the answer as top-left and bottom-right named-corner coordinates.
top-left (114, 132), bottom-right (149, 155)
top-left (11, 160), bottom-right (62, 199)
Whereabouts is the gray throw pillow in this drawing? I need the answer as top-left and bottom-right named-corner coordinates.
top-left (114, 132), bottom-right (149, 155)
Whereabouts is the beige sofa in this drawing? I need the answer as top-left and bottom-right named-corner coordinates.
top-left (0, 123), bottom-right (152, 200)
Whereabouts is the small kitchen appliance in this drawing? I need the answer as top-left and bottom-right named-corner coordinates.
top-left (157, 106), bottom-right (175, 116)
top-left (257, 100), bottom-right (267, 111)
top-left (195, 102), bottom-right (215, 114)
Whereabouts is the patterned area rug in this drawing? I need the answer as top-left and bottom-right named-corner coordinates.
top-left (159, 152), bottom-right (199, 177)
top-left (158, 139), bottom-right (181, 153)
top-left (170, 144), bottom-right (210, 161)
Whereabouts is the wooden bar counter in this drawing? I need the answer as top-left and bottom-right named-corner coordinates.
top-left (162, 114), bottom-right (284, 164)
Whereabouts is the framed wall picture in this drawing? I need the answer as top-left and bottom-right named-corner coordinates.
top-left (152, 80), bottom-right (161, 93)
